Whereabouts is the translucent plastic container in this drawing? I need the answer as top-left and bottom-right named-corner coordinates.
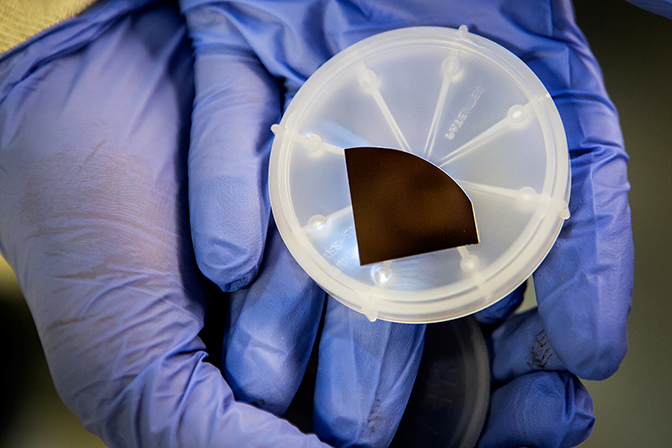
top-left (284, 316), bottom-right (490, 448)
top-left (269, 26), bottom-right (570, 323)
top-left (390, 317), bottom-right (490, 447)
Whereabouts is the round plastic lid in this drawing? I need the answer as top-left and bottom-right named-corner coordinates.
top-left (269, 26), bottom-right (570, 323)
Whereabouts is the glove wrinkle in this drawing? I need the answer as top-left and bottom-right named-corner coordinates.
top-left (224, 222), bottom-right (326, 416)
top-left (489, 310), bottom-right (565, 385)
top-left (314, 299), bottom-right (425, 448)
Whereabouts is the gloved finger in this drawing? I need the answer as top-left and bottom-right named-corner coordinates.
top-left (489, 309), bottom-right (565, 385)
top-left (181, 3), bottom-right (282, 292)
top-left (313, 298), bottom-right (425, 448)
top-left (522, 4), bottom-right (633, 380)
top-left (223, 219), bottom-right (326, 416)
top-left (478, 371), bottom-right (594, 448)
top-left (625, 0), bottom-right (672, 18)
top-left (474, 282), bottom-right (527, 326)
top-left (0, 4), bottom-right (328, 447)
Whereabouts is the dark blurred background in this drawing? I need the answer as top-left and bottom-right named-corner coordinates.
top-left (1, 1), bottom-right (670, 446)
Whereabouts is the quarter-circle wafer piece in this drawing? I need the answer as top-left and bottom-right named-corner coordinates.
top-left (344, 147), bottom-right (479, 265)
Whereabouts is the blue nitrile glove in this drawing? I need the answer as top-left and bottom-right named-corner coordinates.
top-left (0, 1), bottom-right (637, 447)
top-left (178, 0), bottom-right (633, 447)
top-left (0, 1), bottom-right (423, 447)
top-left (0, 2), bottom-right (327, 447)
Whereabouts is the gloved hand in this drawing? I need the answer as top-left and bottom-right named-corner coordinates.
top-left (178, 0), bottom-right (633, 447)
top-left (0, 1), bottom-right (423, 447)
top-left (0, 1), bottom-right (634, 448)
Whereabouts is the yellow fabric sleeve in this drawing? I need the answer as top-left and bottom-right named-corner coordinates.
top-left (0, 0), bottom-right (97, 54)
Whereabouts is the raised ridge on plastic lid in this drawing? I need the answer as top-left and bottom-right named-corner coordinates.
top-left (269, 25), bottom-right (570, 323)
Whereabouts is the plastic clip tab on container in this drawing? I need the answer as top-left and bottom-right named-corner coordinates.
top-left (269, 26), bottom-right (570, 324)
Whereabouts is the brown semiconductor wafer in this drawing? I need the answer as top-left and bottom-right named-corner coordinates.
top-left (344, 146), bottom-right (479, 265)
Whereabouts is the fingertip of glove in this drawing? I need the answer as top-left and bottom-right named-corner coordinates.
top-left (475, 283), bottom-right (527, 325)
top-left (564, 376), bottom-right (595, 447)
top-left (193, 239), bottom-right (262, 292)
top-left (570, 348), bottom-right (626, 382)
top-left (539, 373), bottom-right (595, 447)
top-left (220, 268), bottom-right (259, 292)
top-left (480, 372), bottom-right (594, 448)
top-left (224, 364), bottom-right (299, 416)
top-left (545, 316), bottom-right (628, 381)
